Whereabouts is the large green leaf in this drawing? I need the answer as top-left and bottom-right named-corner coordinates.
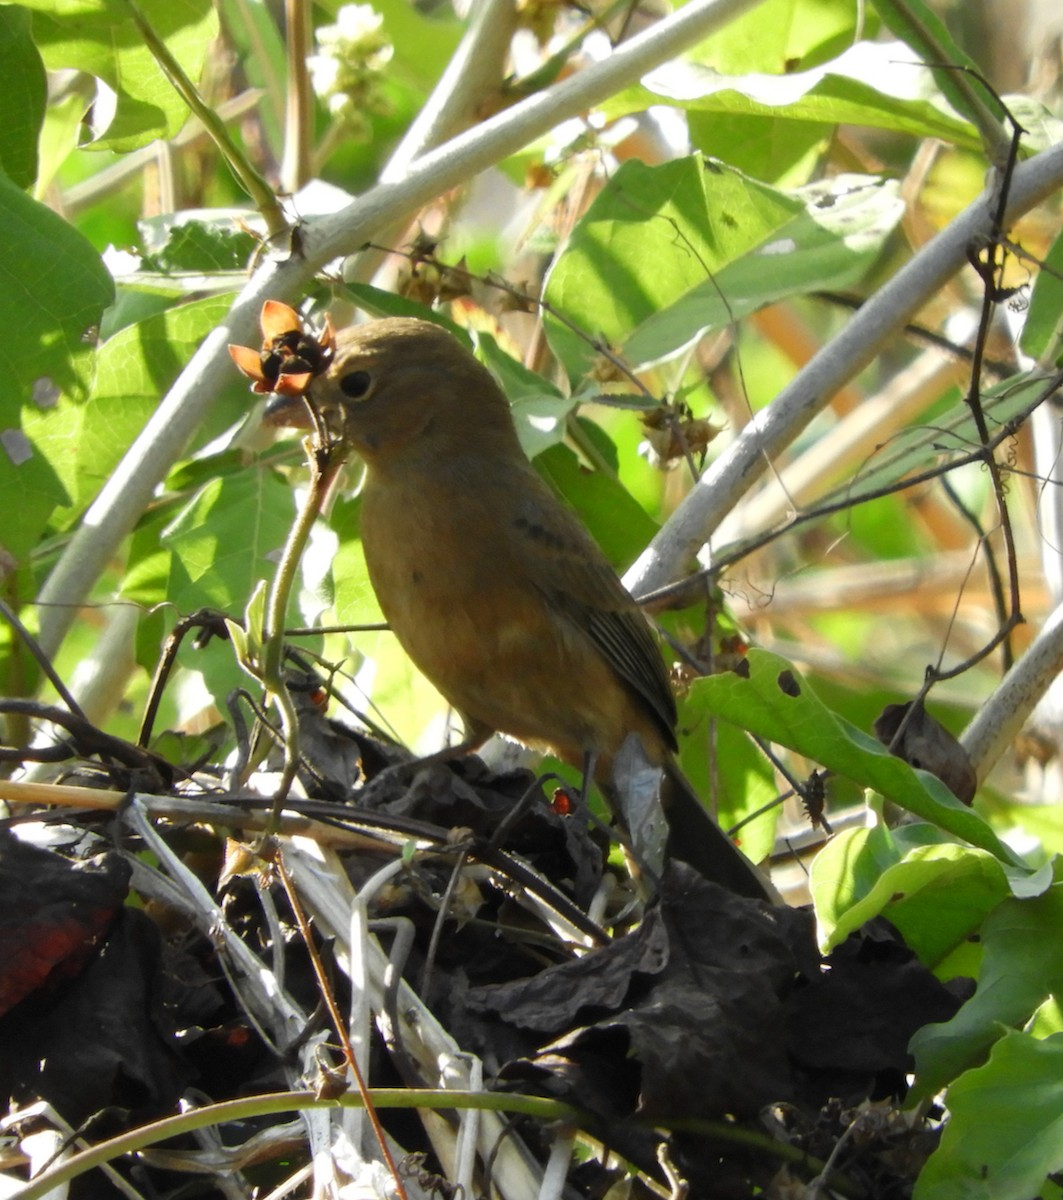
top-left (606, 62), bottom-right (980, 152)
top-left (688, 0), bottom-right (877, 75)
top-left (914, 1030), bottom-right (1063, 1200)
top-left (0, 172), bottom-right (113, 407)
top-left (812, 828), bottom-right (1011, 967)
top-left (22, 294), bottom-right (236, 520)
top-left (534, 441), bottom-right (659, 571)
top-left (688, 110), bottom-right (829, 185)
top-left (161, 469), bottom-right (295, 615)
top-left (544, 156), bottom-right (800, 376)
top-left (625, 173), bottom-right (903, 365)
top-left (0, 438), bottom-right (70, 567)
top-left (909, 887), bottom-right (1063, 1100)
top-left (0, 7), bottom-right (47, 188)
top-left (0, 169), bottom-right (112, 557)
top-left (24, 0), bottom-right (217, 151)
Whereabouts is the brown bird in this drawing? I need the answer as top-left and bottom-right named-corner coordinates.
top-left (264, 315), bottom-right (775, 901)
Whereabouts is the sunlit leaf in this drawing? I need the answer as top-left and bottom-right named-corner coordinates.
top-left (0, 7), bottom-right (47, 188)
top-left (914, 1030), bottom-right (1063, 1200)
top-left (25, 0), bottom-right (217, 151)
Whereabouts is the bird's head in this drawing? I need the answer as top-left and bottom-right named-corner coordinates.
top-left (232, 307), bottom-right (518, 468)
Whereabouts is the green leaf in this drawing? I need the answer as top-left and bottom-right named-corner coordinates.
top-left (510, 394), bottom-right (578, 461)
top-left (0, 167), bottom-right (112, 558)
top-left (162, 470), bottom-right (294, 616)
top-left (23, 294), bottom-right (236, 519)
top-left (342, 282), bottom-right (471, 340)
top-left (0, 7), bottom-right (47, 188)
top-left (0, 434), bottom-right (70, 566)
top-left (329, 497), bottom-right (383, 628)
top-left (34, 87), bottom-right (91, 199)
top-left (544, 156), bottom-right (801, 376)
top-left (690, 0), bottom-right (877, 75)
top-left (697, 649), bottom-right (1023, 866)
top-left (910, 887), bottom-right (1063, 1099)
top-left (472, 330), bottom-right (576, 459)
top-left (812, 829), bottom-right (1010, 966)
top-left (139, 216), bottom-right (259, 273)
top-left (25, 0), bottom-right (218, 151)
top-left (688, 110), bottom-right (829, 184)
top-left (678, 688), bottom-right (780, 863)
top-left (0, 171), bottom-right (113, 406)
top-left (871, 0), bottom-right (1009, 156)
top-left (534, 443), bottom-right (659, 571)
top-left (1020, 227), bottom-right (1063, 362)
top-left (606, 63), bottom-right (980, 152)
top-left (241, 579), bottom-right (268, 661)
top-left (624, 173), bottom-right (904, 365)
top-left (914, 1031), bottom-right (1063, 1200)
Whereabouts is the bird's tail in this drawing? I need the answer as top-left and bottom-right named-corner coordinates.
top-left (660, 758), bottom-right (781, 903)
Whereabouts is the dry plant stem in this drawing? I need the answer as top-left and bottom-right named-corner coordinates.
top-left (123, 0), bottom-right (287, 239)
top-left (274, 854), bottom-right (408, 1200)
top-left (138, 610), bottom-right (228, 747)
top-left (931, 118), bottom-right (1027, 678)
top-left (125, 802), bottom-right (311, 1044)
top-left (937, 471), bottom-right (1012, 666)
top-left (121, 803), bottom-right (337, 1191)
top-left (285, 841), bottom-right (546, 1200)
top-left (624, 136), bottom-right (1063, 599)
top-left (34, 0), bottom-right (767, 661)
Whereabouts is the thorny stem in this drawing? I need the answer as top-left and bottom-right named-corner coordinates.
top-left (124, 0), bottom-right (288, 240)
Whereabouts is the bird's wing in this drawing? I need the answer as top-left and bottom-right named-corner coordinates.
top-left (509, 473), bottom-right (678, 747)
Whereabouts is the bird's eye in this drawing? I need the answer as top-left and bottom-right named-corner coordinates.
top-left (340, 370), bottom-right (372, 399)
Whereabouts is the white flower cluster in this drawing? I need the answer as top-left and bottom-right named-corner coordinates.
top-left (308, 4), bottom-right (394, 126)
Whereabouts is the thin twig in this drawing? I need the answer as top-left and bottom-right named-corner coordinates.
top-left (123, 0), bottom-right (288, 238)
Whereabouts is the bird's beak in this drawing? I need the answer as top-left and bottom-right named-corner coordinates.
top-left (262, 392), bottom-right (313, 429)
